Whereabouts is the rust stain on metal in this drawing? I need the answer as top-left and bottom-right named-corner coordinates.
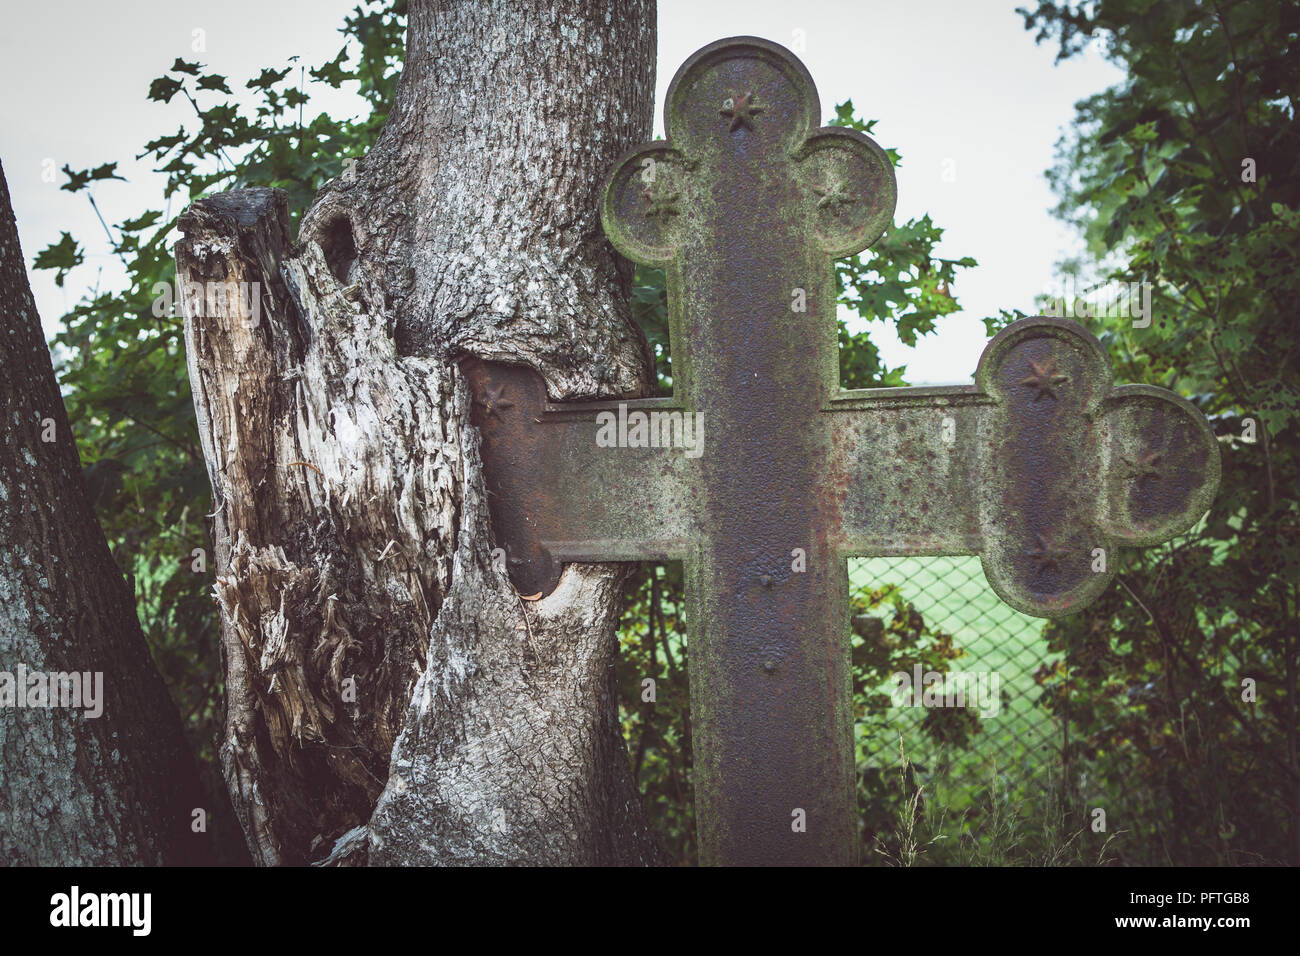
top-left (461, 38), bottom-right (1221, 867)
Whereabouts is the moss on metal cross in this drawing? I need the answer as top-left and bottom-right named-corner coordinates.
top-left (464, 37), bottom-right (1220, 866)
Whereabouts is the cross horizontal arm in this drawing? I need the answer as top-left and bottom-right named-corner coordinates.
top-left (465, 360), bottom-right (699, 595)
top-left (828, 317), bottom-right (1220, 618)
top-left (826, 386), bottom-right (993, 556)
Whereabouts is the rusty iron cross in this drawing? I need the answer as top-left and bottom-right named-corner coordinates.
top-left (464, 37), bottom-right (1220, 866)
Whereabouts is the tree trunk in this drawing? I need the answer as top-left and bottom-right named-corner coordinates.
top-left (174, 0), bottom-right (662, 865)
top-left (0, 160), bottom-right (212, 865)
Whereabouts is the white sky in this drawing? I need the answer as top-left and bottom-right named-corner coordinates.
top-left (0, 0), bottom-right (1121, 384)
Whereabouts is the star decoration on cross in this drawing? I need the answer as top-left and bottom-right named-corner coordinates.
top-left (1025, 532), bottom-right (1070, 571)
top-left (1019, 357), bottom-right (1069, 401)
top-left (1121, 447), bottom-right (1163, 481)
top-left (811, 179), bottom-right (854, 212)
top-left (719, 91), bottom-right (765, 132)
top-left (641, 183), bottom-right (680, 219)
top-left (475, 383), bottom-right (515, 420)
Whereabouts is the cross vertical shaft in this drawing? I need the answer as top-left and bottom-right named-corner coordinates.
top-left (680, 117), bottom-right (855, 863)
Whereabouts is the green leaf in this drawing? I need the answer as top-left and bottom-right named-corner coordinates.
top-left (32, 232), bottom-right (84, 285)
top-left (196, 74), bottom-right (232, 94)
top-left (309, 50), bottom-right (349, 88)
top-left (246, 66), bottom-right (291, 90)
top-left (148, 75), bottom-right (184, 103)
top-left (139, 130), bottom-right (186, 157)
top-left (119, 210), bottom-right (164, 233)
top-left (60, 162), bottom-right (126, 193)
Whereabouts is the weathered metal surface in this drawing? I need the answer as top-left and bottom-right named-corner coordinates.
top-left (463, 37), bottom-right (1221, 866)
top-left (465, 359), bottom-right (699, 596)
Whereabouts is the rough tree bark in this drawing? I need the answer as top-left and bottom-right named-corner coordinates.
top-left (0, 160), bottom-right (213, 865)
top-left (174, 0), bottom-right (663, 864)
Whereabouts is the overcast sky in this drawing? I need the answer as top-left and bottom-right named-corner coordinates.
top-left (0, 0), bottom-right (1121, 384)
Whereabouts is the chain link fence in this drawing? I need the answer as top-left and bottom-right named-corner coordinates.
top-left (849, 556), bottom-right (1062, 809)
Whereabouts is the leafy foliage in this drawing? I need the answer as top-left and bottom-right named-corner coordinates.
top-left (1018, 0), bottom-right (1299, 864)
top-left (828, 101), bottom-right (978, 388)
